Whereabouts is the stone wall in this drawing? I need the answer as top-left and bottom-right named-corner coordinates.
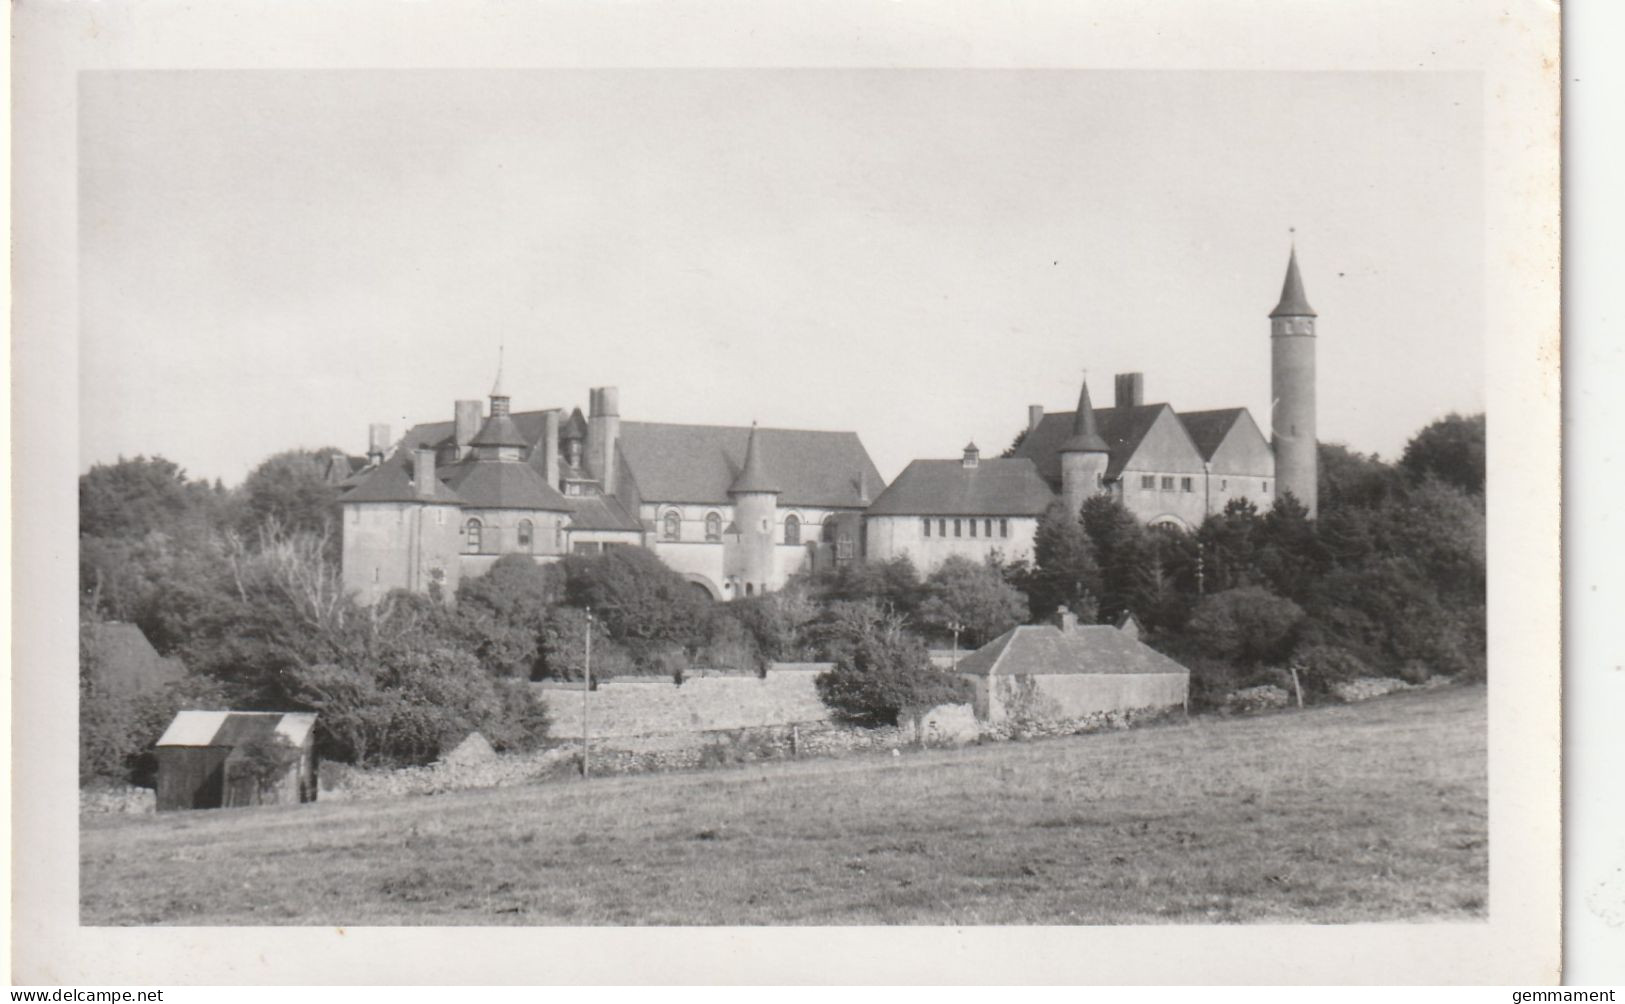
top-left (537, 664), bottom-right (831, 739)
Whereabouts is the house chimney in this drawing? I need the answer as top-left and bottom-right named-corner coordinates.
top-left (1027, 405), bottom-right (1044, 433)
top-left (413, 448), bottom-right (438, 498)
top-left (454, 399), bottom-right (483, 459)
top-left (1114, 372), bottom-right (1144, 410)
top-left (587, 386), bottom-right (621, 495)
top-left (858, 467), bottom-right (870, 505)
top-left (1055, 605), bottom-right (1078, 633)
top-left (367, 423), bottom-right (391, 464)
top-left (542, 409), bottom-right (561, 490)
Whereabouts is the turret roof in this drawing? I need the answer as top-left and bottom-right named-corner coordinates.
top-left (1269, 247), bottom-right (1317, 318)
top-left (1059, 379), bottom-right (1110, 454)
top-left (729, 423), bottom-right (782, 494)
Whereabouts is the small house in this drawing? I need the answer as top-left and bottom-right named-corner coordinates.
top-left (154, 711), bottom-right (318, 811)
top-left (956, 607), bottom-right (1189, 723)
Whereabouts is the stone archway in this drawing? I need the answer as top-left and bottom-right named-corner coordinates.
top-left (680, 573), bottom-right (722, 601)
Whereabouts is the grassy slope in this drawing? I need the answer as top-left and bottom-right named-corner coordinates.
top-left (81, 686), bottom-right (1486, 926)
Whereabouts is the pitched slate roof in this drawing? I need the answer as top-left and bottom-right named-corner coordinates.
top-left (440, 458), bottom-right (571, 511)
top-left (156, 711), bottom-right (317, 748)
top-left (865, 457), bottom-right (1055, 517)
top-left (1270, 248), bottom-right (1316, 318)
top-left (616, 422), bottom-right (883, 508)
top-left (469, 414), bottom-right (530, 448)
top-left (85, 622), bottom-right (184, 695)
top-left (955, 624), bottom-right (1190, 678)
top-left (1060, 381), bottom-right (1110, 454)
top-left (1178, 408), bottom-right (1250, 462)
top-left (564, 494), bottom-right (644, 532)
top-left (340, 451), bottom-right (465, 505)
top-left (1012, 403), bottom-right (1173, 484)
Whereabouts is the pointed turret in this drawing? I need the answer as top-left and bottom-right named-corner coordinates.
top-left (470, 353), bottom-right (528, 454)
top-left (1059, 378), bottom-right (1110, 454)
top-left (729, 422), bottom-right (781, 495)
top-left (1269, 246), bottom-right (1317, 318)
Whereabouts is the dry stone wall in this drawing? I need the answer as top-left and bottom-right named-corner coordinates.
top-left (537, 664), bottom-right (831, 739)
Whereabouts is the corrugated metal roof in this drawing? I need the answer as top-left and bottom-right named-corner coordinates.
top-left (955, 624), bottom-right (1189, 678)
top-left (156, 711), bottom-right (316, 748)
top-left (865, 458), bottom-right (1055, 517)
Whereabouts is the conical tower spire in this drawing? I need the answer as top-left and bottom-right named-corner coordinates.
top-left (1270, 246), bottom-right (1317, 318)
top-left (488, 344), bottom-right (508, 414)
top-left (1060, 376), bottom-right (1110, 454)
top-left (729, 422), bottom-right (781, 494)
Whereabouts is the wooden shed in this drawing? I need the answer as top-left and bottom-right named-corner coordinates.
top-left (154, 711), bottom-right (318, 812)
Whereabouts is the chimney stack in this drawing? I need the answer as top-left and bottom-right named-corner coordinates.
top-left (542, 409), bottom-right (561, 490)
top-left (367, 423), bottom-right (392, 464)
top-left (1114, 372), bottom-right (1144, 410)
top-left (1027, 405), bottom-right (1044, 433)
top-left (454, 399), bottom-right (483, 459)
top-left (1055, 605), bottom-right (1078, 633)
top-left (413, 448), bottom-right (438, 498)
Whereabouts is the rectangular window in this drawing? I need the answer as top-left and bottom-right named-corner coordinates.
top-left (1221, 479), bottom-right (1228, 491)
top-left (1141, 475), bottom-right (1154, 490)
top-left (1000, 518), bottom-right (1009, 537)
top-left (969, 519), bottom-right (977, 538)
top-left (1181, 477), bottom-right (1194, 493)
top-left (1161, 476), bottom-right (1174, 491)
top-left (953, 518), bottom-right (962, 537)
top-left (939, 518), bottom-right (947, 537)
top-left (836, 538), bottom-right (854, 560)
top-left (985, 518), bottom-right (993, 537)
top-left (923, 518), bottom-right (932, 537)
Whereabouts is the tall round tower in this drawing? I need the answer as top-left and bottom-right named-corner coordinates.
top-left (1059, 375), bottom-right (1111, 519)
top-left (1270, 246), bottom-right (1318, 516)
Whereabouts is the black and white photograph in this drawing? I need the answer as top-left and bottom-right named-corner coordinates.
top-left (11, 0), bottom-right (1566, 986)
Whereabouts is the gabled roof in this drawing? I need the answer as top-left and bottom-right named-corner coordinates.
top-left (340, 451), bottom-right (464, 505)
top-left (616, 422), bottom-right (883, 508)
top-left (440, 458), bottom-right (571, 512)
top-left (1012, 403), bottom-right (1173, 484)
top-left (865, 457), bottom-right (1055, 517)
top-left (156, 711), bottom-right (317, 748)
top-left (85, 622), bottom-right (185, 694)
top-left (1270, 247), bottom-right (1316, 318)
top-left (955, 624), bottom-right (1189, 678)
top-left (564, 495), bottom-right (645, 532)
top-left (1178, 408), bottom-right (1250, 462)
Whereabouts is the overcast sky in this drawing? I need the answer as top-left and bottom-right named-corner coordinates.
top-left (79, 70), bottom-right (1482, 486)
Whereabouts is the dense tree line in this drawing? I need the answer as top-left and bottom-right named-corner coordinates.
top-left (79, 412), bottom-right (1484, 781)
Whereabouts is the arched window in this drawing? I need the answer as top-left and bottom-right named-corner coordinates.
top-left (517, 519), bottom-right (533, 552)
top-left (463, 518), bottom-right (482, 554)
top-left (705, 511), bottom-right (722, 542)
top-left (784, 514), bottom-right (801, 545)
top-left (662, 510), bottom-right (681, 541)
top-left (745, 582), bottom-right (755, 596)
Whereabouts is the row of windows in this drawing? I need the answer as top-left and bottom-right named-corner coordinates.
top-left (462, 518), bottom-right (558, 555)
top-left (923, 517), bottom-right (1010, 539)
top-left (1135, 475), bottom-right (1271, 494)
top-left (660, 510), bottom-right (838, 546)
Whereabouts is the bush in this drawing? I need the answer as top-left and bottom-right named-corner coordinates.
top-left (1184, 586), bottom-right (1305, 668)
top-left (561, 547), bottom-right (714, 653)
top-left (814, 616), bottom-right (971, 726)
top-left (1290, 643), bottom-right (1371, 695)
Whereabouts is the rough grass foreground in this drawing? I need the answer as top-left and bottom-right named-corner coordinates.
top-left (81, 686), bottom-right (1486, 926)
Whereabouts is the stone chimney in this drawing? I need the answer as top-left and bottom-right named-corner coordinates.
top-left (454, 399), bottom-right (483, 459)
top-left (587, 386), bottom-right (621, 495)
top-left (413, 448), bottom-right (438, 498)
top-left (1027, 405), bottom-right (1044, 433)
top-left (367, 423), bottom-right (391, 464)
top-left (1114, 372), bottom-right (1144, 410)
top-left (1055, 605), bottom-right (1078, 633)
top-left (541, 409), bottom-right (561, 490)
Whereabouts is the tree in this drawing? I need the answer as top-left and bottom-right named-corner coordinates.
top-left (560, 546), bottom-right (713, 654)
top-left (1195, 497), bottom-right (1263, 594)
top-left (813, 612), bottom-right (971, 725)
top-left (1082, 495), bottom-right (1160, 624)
top-left (1023, 500), bottom-right (1102, 622)
top-left (1401, 412), bottom-right (1485, 496)
top-left (80, 455), bottom-right (222, 540)
top-left (1318, 442), bottom-right (1405, 514)
top-left (1254, 494), bottom-right (1323, 602)
top-left (1000, 427), bottom-right (1029, 458)
top-left (237, 448), bottom-right (347, 542)
top-left (813, 555), bottom-right (923, 617)
top-left (915, 555), bottom-right (1028, 648)
top-left (1184, 585), bottom-right (1305, 668)
top-left (454, 556), bottom-right (562, 678)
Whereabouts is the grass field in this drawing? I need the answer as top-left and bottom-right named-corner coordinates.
top-left (81, 685), bottom-right (1487, 925)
